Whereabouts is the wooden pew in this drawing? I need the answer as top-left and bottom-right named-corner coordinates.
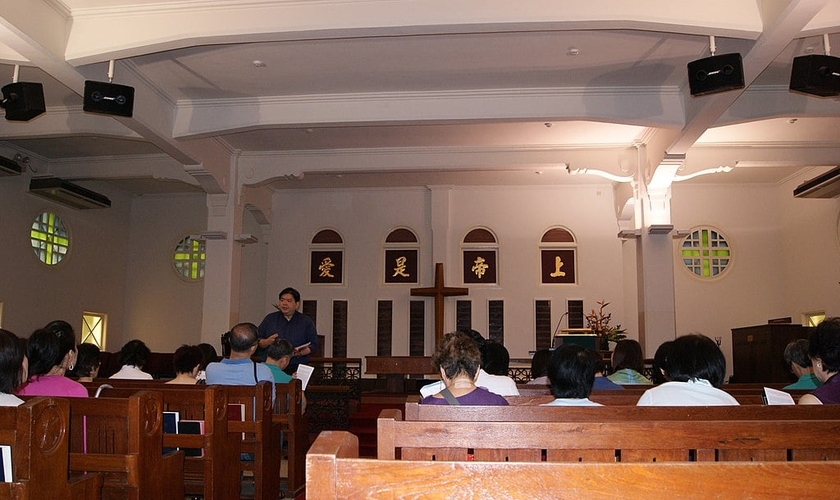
top-left (0, 397), bottom-right (102, 500)
top-left (65, 391), bottom-right (185, 500)
top-left (89, 384), bottom-right (239, 500)
top-left (224, 382), bottom-right (282, 500)
top-left (405, 400), bottom-right (840, 422)
top-left (86, 378), bottom-right (301, 498)
top-left (308, 430), bottom-right (840, 499)
top-left (378, 408), bottom-right (840, 463)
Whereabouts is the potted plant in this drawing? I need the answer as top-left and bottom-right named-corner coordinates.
top-left (585, 300), bottom-right (627, 351)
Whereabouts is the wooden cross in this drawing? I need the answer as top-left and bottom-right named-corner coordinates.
top-left (411, 262), bottom-right (469, 347)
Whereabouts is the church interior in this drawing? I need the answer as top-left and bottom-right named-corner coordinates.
top-left (1, 1), bottom-right (840, 382)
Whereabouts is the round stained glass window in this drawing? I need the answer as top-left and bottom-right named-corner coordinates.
top-left (172, 236), bottom-right (206, 281)
top-left (680, 227), bottom-right (731, 278)
top-left (30, 212), bottom-right (69, 265)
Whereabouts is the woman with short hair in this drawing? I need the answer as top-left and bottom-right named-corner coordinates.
top-left (421, 332), bottom-right (508, 406)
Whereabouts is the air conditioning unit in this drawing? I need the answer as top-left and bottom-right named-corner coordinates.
top-left (29, 177), bottom-right (111, 209)
top-left (793, 166), bottom-right (840, 198)
top-left (0, 155), bottom-right (22, 176)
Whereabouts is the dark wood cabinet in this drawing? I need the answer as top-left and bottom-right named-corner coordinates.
top-left (731, 324), bottom-right (813, 383)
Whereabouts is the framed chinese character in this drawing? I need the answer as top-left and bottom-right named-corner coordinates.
top-left (463, 250), bottom-right (497, 284)
top-left (384, 249), bottom-right (418, 284)
top-left (541, 249), bottom-right (576, 284)
top-left (310, 250), bottom-right (343, 284)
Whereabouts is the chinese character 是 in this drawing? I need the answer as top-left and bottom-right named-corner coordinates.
top-left (471, 256), bottom-right (489, 279)
top-left (319, 257), bottom-right (335, 278)
top-left (392, 256), bottom-right (410, 277)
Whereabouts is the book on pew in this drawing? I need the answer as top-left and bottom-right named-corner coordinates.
top-left (763, 387), bottom-right (795, 405)
top-left (0, 445), bottom-right (11, 482)
top-left (162, 411), bottom-right (179, 455)
top-left (228, 403), bottom-right (245, 439)
top-left (178, 420), bottom-right (205, 457)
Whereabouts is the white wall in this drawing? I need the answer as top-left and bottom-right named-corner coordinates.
top-left (265, 184), bottom-right (626, 361)
top-left (0, 175), bottom-right (132, 341)
top-left (121, 193), bottom-right (206, 351)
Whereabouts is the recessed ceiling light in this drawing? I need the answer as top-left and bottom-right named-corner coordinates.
top-left (788, 118), bottom-right (798, 124)
top-left (544, 122), bottom-right (553, 128)
top-left (252, 60), bottom-right (267, 68)
top-left (567, 47), bottom-right (580, 56)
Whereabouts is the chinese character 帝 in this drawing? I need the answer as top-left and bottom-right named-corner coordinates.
top-left (471, 256), bottom-right (489, 279)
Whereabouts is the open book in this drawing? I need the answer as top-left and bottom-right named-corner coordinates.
top-left (763, 387), bottom-right (795, 405)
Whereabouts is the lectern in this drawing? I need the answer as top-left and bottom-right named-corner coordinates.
top-left (553, 328), bottom-right (597, 349)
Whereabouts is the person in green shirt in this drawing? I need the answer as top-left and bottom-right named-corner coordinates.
top-left (263, 339), bottom-right (294, 383)
top-left (783, 339), bottom-right (822, 390)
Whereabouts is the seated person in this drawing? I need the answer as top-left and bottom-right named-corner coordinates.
top-left (166, 345), bottom-right (203, 385)
top-left (588, 350), bottom-right (623, 390)
top-left (783, 339), bottom-right (821, 390)
top-left (637, 334), bottom-right (738, 406)
top-left (109, 339), bottom-right (153, 380)
top-left (206, 323), bottom-right (275, 402)
top-left (526, 348), bottom-right (551, 385)
top-left (419, 329), bottom-right (519, 397)
top-left (195, 343), bottom-right (218, 383)
top-left (263, 339), bottom-right (294, 383)
top-left (540, 345), bottom-right (603, 406)
top-left (651, 340), bottom-right (674, 385)
top-left (481, 341), bottom-right (510, 376)
top-left (799, 318), bottom-right (840, 405)
top-left (421, 332), bottom-right (508, 406)
top-left (19, 327), bottom-right (87, 397)
top-left (0, 329), bottom-right (27, 406)
top-left (606, 339), bottom-right (652, 385)
top-left (71, 343), bottom-right (101, 382)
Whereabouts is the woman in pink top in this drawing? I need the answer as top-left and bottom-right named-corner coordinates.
top-left (18, 322), bottom-right (87, 398)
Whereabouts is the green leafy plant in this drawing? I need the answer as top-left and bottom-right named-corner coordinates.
top-left (585, 300), bottom-right (627, 349)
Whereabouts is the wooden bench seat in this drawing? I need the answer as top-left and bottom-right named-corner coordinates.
top-left (308, 430), bottom-right (840, 499)
top-left (0, 397), bottom-right (102, 500)
top-left (65, 391), bottom-right (184, 500)
top-left (405, 400), bottom-right (840, 421)
top-left (86, 378), bottom-right (305, 498)
top-left (379, 408), bottom-right (840, 463)
top-left (89, 383), bottom-right (238, 500)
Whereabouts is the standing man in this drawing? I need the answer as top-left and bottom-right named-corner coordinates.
top-left (257, 287), bottom-right (319, 374)
top-left (206, 322), bottom-right (275, 401)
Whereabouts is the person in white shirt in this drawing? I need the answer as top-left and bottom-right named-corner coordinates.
top-left (109, 339), bottom-right (154, 380)
top-left (540, 345), bottom-right (603, 407)
top-left (637, 334), bottom-right (738, 406)
top-left (420, 329), bottom-right (519, 398)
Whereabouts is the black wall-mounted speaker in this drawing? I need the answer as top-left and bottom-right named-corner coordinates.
top-left (1, 82), bottom-right (46, 121)
top-left (83, 80), bottom-right (135, 117)
top-left (687, 53), bottom-right (745, 97)
top-left (789, 54), bottom-right (840, 97)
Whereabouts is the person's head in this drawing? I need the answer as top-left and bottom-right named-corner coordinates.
top-left (45, 320), bottom-right (77, 350)
top-left (546, 345), bottom-right (599, 399)
top-left (197, 343), bottom-right (218, 370)
top-left (278, 287), bottom-right (301, 317)
top-left (611, 339), bottom-right (645, 373)
top-left (652, 340), bottom-right (674, 385)
top-left (72, 343), bottom-right (101, 380)
top-left (228, 323), bottom-right (259, 357)
top-left (0, 329), bottom-right (27, 394)
top-left (784, 339), bottom-right (812, 374)
top-left (265, 339), bottom-right (294, 369)
top-left (118, 339), bottom-right (151, 369)
top-left (481, 341), bottom-right (510, 376)
top-left (432, 332), bottom-right (482, 382)
top-left (173, 345), bottom-right (203, 376)
top-left (27, 328), bottom-right (76, 377)
top-left (530, 349), bottom-right (552, 380)
top-left (666, 334), bottom-right (727, 387)
top-left (809, 318), bottom-right (840, 380)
